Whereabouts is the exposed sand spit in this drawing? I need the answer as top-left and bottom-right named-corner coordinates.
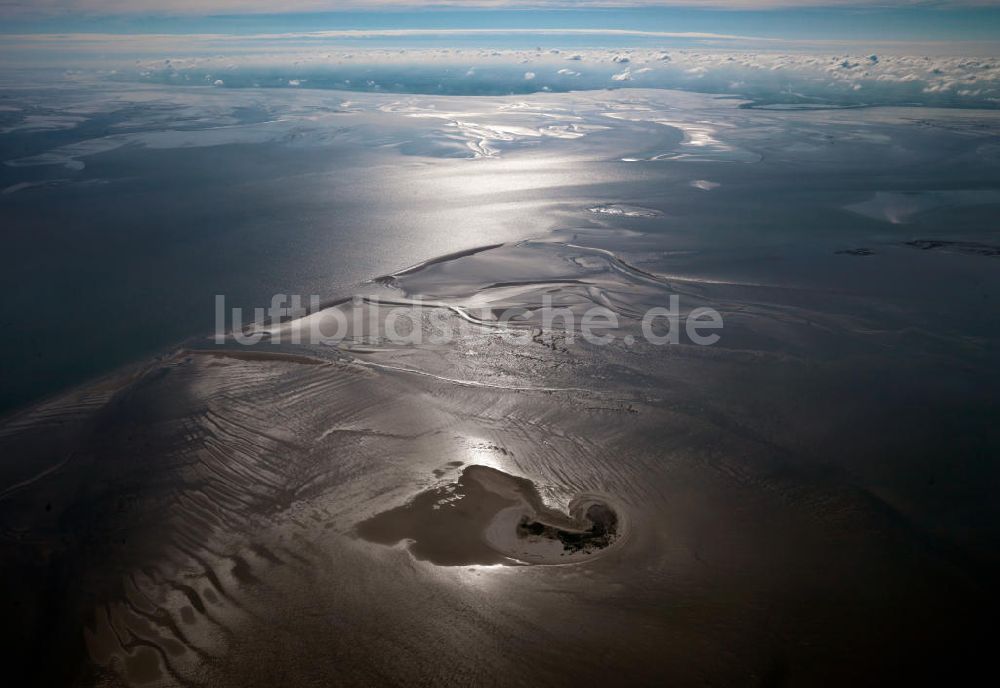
top-left (356, 464), bottom-right (625, 565)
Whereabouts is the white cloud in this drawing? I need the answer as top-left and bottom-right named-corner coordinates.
top-left (6, 33), bottom-right (998, 108)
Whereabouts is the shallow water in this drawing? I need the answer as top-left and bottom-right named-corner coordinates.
top-left (1, 83), bottom-right (999, 686)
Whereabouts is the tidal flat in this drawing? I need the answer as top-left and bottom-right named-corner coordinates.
top-left (1, 82), bottom-right (999, 686)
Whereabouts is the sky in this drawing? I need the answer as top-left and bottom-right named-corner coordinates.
top-left (2, 3), bottom-right (1000, 45)
top-left (3, 0), bottom-right (1000, 9)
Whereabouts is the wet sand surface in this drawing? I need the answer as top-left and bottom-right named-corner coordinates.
top-left (1, 87), bottom-right (999, 686)
top-left (356, 464), bottom-right (624, 566)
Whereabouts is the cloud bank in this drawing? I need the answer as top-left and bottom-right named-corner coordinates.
top-left (86, 44), bottom-right (1000, 108)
